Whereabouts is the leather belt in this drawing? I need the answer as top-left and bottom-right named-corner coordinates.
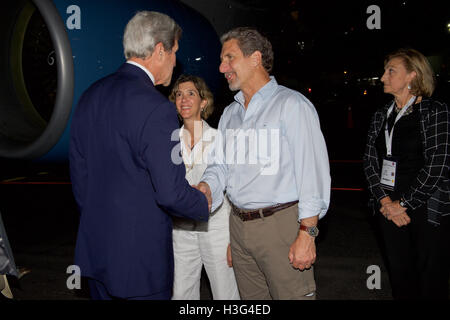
top-left (231, 200), bottom-right (299, 222)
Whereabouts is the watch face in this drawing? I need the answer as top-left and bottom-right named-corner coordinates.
top-left (309, 226), bottom-right (319, 237)
top-left (300, 225), bottom-right (319, 237)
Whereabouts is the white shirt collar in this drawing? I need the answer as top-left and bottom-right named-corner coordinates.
top-left (126, 61), bottom-right (155, 85)
top-left (179, 120), bottom-right (211, 144)
top-left (234, 76), bottom-right (277, 106)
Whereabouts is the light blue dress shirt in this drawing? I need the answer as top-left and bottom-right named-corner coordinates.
top-left (201, 77), bottom-right (331, 221)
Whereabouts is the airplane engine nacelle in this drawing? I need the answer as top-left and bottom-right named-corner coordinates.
top-left (0, 0), bottom-right (221, 161)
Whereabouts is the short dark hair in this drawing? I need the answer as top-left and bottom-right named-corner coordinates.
top-left (221, 27), bottom-right (274, 73)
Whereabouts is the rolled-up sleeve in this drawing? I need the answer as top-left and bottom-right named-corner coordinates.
top-left (284, 95), bottom-right (331, 221)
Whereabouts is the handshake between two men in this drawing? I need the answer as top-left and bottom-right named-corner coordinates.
top-left (193, 182), bottom-right (212, 212)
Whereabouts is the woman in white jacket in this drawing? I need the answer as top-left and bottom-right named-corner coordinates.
top-left (169, 74), bottom-right (239, 300)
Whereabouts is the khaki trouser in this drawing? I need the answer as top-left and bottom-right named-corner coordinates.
top-left (230, 203), bottom-right (316, 300)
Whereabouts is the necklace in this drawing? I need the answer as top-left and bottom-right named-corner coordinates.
top-left (394, 98), bottom-right (416, 115)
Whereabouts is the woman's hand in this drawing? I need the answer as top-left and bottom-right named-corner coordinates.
top-left (380, 200), bottom-right (406, 219)
top-left (379, 196), bottom-right (392, 206)
top-left (379, 196), bottom-right (393, 217)
top-left (379, 196), bottom-right (411, 227)
top-left (391, 212), bottom-right (411, 227)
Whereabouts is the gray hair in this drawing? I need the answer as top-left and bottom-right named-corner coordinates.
top-left (123, 11), bottom-right (182, 59)
top-left (221, 27), bottom-right (274, 73)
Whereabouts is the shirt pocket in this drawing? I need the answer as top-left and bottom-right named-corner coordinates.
top-left (254, 122), bottom-right (282, 173)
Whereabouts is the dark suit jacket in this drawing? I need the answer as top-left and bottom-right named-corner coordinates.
top-left (69, 63), bottom-right (209, 299)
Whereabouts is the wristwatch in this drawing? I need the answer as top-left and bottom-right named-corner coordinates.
top-left (399, 198), bottom-right (407, 208)
top-left (299, 225), bottom-right (319, 238)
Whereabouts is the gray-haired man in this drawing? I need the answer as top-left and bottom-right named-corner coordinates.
top-left (70, 11), bottom-right (209, 300)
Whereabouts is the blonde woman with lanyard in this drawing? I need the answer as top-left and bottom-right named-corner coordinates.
top-left (364, 48), bottom-right (450, 299)
top-left (169, 74), bottom-right (240, 300)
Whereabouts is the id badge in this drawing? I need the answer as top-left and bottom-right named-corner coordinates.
top-left (380, 157), bottom-right (397, 191)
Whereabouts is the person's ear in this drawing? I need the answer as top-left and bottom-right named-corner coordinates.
top-left (200, 99), bottom-right (208, 110)
top-left (251, 51), bottom-right (262, 68)
top-left (153, 42), bottom-right (165, 60)
top-left (408, 70), bottom-right (417, 82)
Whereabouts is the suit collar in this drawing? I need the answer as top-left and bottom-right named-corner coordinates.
top-left (126, 61), bottom-right (155, 84)
top-left (117, 63), bottom-right (155, 86)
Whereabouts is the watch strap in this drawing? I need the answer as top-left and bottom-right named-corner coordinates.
top-left (299, 224), bottom-right (319, 237)
top-left (399, 198), bottom-right (407, 208)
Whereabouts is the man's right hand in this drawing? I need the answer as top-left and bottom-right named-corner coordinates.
top-left (194, 182), bottom-right (212, 212)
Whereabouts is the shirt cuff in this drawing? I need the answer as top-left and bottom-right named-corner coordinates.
top-left (298, 198), bottom-right (329, 221)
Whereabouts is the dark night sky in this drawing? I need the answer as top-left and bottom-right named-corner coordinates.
top-left (184, 0), bottom-right (449, 85)
top-left (185, 0), bottom-right (450, 159)
top-left (236, 1), bottom-right (449, 75)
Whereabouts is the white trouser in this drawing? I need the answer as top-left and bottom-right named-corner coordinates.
top-left (172, 227), bottom-right (240, 300)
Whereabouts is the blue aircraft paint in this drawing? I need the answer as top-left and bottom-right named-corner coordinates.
top-left (38, 0), bottom-right (221, 162)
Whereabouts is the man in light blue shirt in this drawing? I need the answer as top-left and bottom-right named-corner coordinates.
top-left (197, 28), bottom-right (330, 299)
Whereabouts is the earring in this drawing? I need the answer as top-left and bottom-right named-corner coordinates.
top-left (407, 84), bottom-right (411, 90)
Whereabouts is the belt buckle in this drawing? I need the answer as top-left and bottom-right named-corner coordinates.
top-left (237, 210), bottom-right (244, 221)
top-left (232, 203), bottom-right (266, 222)
top-left (258, 208), bottom-right (265, 220)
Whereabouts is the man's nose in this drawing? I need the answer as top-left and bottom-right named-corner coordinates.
top-left (219, 61), bottom-right (228, 73)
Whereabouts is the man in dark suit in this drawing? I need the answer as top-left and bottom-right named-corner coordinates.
top-left (69, 11), bottom-right (210, 300)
